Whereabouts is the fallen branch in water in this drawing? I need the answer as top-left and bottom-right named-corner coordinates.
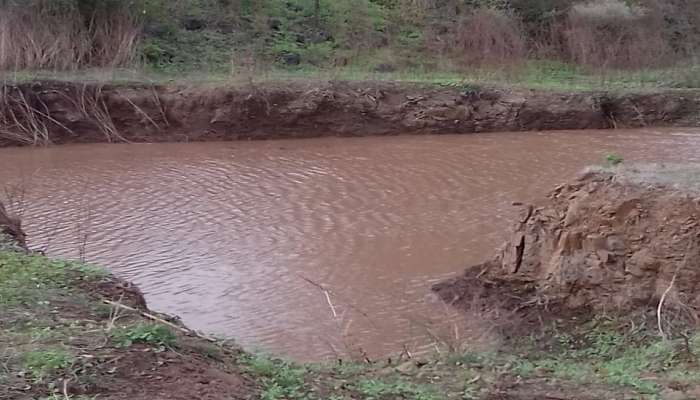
top-left (297, 274), bottom-right (373, 363)
top-left (297, 274), bottom-right (376, 327)
top-left (298, 275), bottom-right (338, 318)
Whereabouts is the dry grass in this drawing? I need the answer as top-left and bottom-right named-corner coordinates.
top-left (0, 2), bottom-right (140, 71)
top-left (87, 8), bottom-right (142, 68)
top-left (76, 85), bottom-right (127, 143)
top-left (0, 83), bottom-right (135, 146)
top-left (0, 86), bottom-right (57, 146)
top-left (594, 163), bottom-right (700, 191)
top-left (450, 8), bottom-right (527, 67)
top-left (563, 0), bottom-right (672, 69)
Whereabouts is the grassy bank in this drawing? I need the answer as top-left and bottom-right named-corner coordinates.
top-left (3, 249), bottom-right (700, 399)
top-left (4, 61), bottom-right (700, 93)
top-left (2, 0), bottom-right (700, 93)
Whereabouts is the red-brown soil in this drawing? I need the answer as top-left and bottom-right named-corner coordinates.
top-left (2, 80), bottom-right (700, 146)
top-left (434, 168), bottom-right (700, 333)
top-left (1, 267), bottom-right (259, 400)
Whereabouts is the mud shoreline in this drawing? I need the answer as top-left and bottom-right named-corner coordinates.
top-left (5, 168), bottom-right (700, 398)
top-left (2, 80), bottom-right (700, 146)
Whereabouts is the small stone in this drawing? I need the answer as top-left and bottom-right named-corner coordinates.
top-left (394, 361), bottom-right (417, 374)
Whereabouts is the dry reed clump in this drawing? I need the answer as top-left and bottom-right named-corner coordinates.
top-left (0, 83), bottom-right (133, 146)
top-left (450, 8), bottom-right (527, 66)
top-left (0, 1), bottom-right (141, 71)
top-left (0, 86), bottom-right (55, 146)
top-left (562, 0), bottom-right (672, 69)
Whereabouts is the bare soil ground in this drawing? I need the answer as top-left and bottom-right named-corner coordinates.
top-left (435, 166), bottom-right (700, 316)
top-left (2, 80), bottom-right (700, 146)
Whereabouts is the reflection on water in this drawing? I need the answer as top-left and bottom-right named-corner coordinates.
top-left (1, 128), bottom-right (700, 360)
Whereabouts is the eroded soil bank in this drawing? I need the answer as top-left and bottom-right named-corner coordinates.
top-left (434, 166), bottom-right (700, 315)
top-left (3, 80), bottom-right (700, 146)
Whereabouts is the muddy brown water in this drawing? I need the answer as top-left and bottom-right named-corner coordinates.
top-left (2, 129), bottom-right (700, 361)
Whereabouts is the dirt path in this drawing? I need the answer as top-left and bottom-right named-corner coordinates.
top-left (2, 81), bottom-right (700, 146)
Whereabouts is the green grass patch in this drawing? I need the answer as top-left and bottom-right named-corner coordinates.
top-left (21, 349), bottom-right (74, 380)
top-left (605, 153), bottom-right (625, 167)
top-left (0, 251), bottom-right (106, 306)
top-left (0, 252), bottom-right (74, 305)
top-left (242, 354), bottom-right (309, 400)
top-left (355, 378), bottom-right (440, 400)
top-left (6, 60), bottom-right (700, 93)
top-left (110, 323), bottom-right (177, 348)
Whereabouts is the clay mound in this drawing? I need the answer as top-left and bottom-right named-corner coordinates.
top-left (434, 166), bottom-right (700, 323)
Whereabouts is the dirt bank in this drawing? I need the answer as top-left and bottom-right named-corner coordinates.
top-left (434, 166), bottom-right (700, 334)
top-left (2, 81), bottom-right (700, 146)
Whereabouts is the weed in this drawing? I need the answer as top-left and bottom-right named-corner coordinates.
top-left (244, 355), bottom-right (308, 400)
top-left (605, 153), bottom-right (624, 167)
top-left (599, 340), bottom-right (679, 394)
top-left (0, 252), bottom-right (80, 305)
top-left (331, 361), bottom-right (369, 377)
top-left (193, 343), bottom-right (224, 360)
top-left (603, 359), bottom-right (659, 394)
top-left (446, 351), bottom-right (497, 367)
top-left (21, 349), bottom-right (73, 380)
top-left (537, 359), bottom-right (593, 381)
top-left (570, 329), bottom-right (626, 359)
top-left (510, 359), bottom-right (536, 377)
top-left (27, 326), bottom-right (64, 342)
top-left (110, 323), bottom-right (177, 348)
top-left (355, 378), bottom-right (440, 400)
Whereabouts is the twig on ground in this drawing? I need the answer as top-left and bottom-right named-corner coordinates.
top-left (102, 299), bottom-right (218, 343)
top-left (657, 270), bottom-right (677, 340)
top-left (657, 239), bottom-right (696, 340)
top-left (62, 379), bottom-right (70, 400)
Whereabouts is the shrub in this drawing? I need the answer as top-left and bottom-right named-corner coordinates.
top-left (562, 0), bottom-right (672, 69)
top-left (0, 0), bottom-right (141, 70)
top-left (451, 8), bottom-right (527, 66)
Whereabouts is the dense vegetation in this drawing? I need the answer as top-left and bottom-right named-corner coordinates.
top-left (1, 0), bottom-right (699, 82)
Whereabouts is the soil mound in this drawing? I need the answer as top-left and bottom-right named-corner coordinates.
top-left (434, 167), bottom-right (700, 326)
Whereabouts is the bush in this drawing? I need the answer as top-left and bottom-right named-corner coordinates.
top-left (451, 8), bottom-right (527, 66)
top-left (0, 0), bottom-right (141, 70)
top-left (562, 0), bottom-right (671, 69)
